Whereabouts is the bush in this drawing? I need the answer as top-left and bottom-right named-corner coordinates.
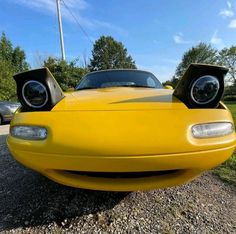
top-left (223, 95), bottom-right (236, 102)
top-left (43, 57), bottom-right (87, 91)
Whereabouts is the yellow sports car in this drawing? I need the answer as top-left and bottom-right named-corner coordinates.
top-left (7, 64), bottom-right (236, 191)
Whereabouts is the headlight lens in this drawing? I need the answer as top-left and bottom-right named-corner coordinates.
top-left (192, 122), bottom-right (234, 138)
top-left (22, 80), bottom-right (48, 108)
top-left (190, 75), bottom-right (219, 104)
top-left (10, 126), bottom-right (47, 140)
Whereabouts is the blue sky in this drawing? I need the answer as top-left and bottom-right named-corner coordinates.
top-left (1, 0), bottom-right (236, 82)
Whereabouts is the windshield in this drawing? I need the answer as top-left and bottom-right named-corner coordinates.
top-left (76, 70), bottom-right (163, 90)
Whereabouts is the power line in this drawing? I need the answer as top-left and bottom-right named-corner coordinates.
top-left (61, 0), bottom-right (94, 45)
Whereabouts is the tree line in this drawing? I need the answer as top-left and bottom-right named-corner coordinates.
top-left (164, 43), bottom-right (236, 90)
top-left (0, 32), bottom-right (236, 101)
top-left (0, 34), bottom-right (136, 101)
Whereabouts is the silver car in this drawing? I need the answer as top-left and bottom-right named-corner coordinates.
top-left (0, 101), bottom-right (20, 125)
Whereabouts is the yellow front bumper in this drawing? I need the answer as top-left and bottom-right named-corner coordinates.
top-left (8, 145), bottom-right (235, 191)
top-left (7, 108), bottom-right (236, 191)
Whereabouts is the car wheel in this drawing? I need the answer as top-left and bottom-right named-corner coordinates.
top-left (0, 116), bottom-right (2, 125)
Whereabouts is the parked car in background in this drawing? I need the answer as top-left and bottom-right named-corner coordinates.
top-left (0, 101), bottom-right (20, 125)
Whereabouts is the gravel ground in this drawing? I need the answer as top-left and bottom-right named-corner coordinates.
top-left (0, 126), bottom-right (236, 233)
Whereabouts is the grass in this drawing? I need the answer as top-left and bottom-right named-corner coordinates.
top-left (213, 101), bottom-right (236, 185)
top-left (224, 101), bottom-right (236, 123)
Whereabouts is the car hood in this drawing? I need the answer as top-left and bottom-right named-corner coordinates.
top-left (52, 87), bottom-right (187, 111)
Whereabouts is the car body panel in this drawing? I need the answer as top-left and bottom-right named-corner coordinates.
top-left (7, 145), bottom-right (235, 191)
top-left (8, 107), bottom-right (236, 156)
top-left (54, 88), bottom-right (186, 111)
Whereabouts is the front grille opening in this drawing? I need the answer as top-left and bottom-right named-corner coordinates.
top-left (65, 170), bottom-right (179, 179)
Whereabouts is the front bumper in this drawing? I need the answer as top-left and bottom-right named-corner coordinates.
top-left (7, 108), bottom-right (236, 191)
top-left (8, 145), bottom-right (235, 191)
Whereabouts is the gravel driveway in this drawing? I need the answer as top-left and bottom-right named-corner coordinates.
top-left (0, 125), bottom-right (235, 233)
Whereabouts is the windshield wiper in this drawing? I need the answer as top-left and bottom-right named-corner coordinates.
top-left (117, 85), bottom-right (156, 88)
top-left (76, 87), bottom-right (98, 90)
top-left (77, 85), bottom-right (156, 90)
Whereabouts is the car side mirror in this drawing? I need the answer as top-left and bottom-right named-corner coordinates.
top-left (164, 85), bottom-right (173, 90)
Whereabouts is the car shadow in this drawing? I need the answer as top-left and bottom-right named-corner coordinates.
top-left (0, 136), bottom-right (128, 231)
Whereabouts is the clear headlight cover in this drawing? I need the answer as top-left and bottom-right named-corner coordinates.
top-left (10, 126), bottom-right (47, 140)
top-left (192, 122), bottom-right (234, 138)
top-left (190, 75), bottom-right (220, 105)
top-left (22, 80), bottom-right (48, 108)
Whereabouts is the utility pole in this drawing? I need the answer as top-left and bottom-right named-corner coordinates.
top-left (56, 0), bottom-right (66, 60)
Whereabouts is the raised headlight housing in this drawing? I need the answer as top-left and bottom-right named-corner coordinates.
top-left (13, 68), bottom-right (64, 112)
top-left (173, 64), bottom-right (228, 108)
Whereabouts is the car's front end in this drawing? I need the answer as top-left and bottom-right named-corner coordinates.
top-left (7, 65), bottom-right (236, 191)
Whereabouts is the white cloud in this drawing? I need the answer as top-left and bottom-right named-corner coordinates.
top-left (12, 0), bottom-right (91, 26)
top-left (219, 1), bottom-right (234, 17)
top-left (11, 0), bottom-right (125, 33)
top-left (210, 30), bottom-right (224, 48)
top-left (211, 30), bottom-right (223, 45)
top-left (219, 9), bottom-right (234, 17)
top-left (173, 34), bottom-right (183, 44)
top-left (228, 19), bottom-right (236, 28)
top-left (227, 1), bottom-right (232, 9)
top-left (173, 32), bottom-right (192, 44)
top-left (14, 0), bottom-right (89, 14)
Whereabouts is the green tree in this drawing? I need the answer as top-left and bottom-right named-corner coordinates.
top-left (0, 33), bottom-right (29, 101)
top-left (89, 36), bottom-right (136, 71)
top-left (162, 76), bottom-right (179, 88)
top-left (175, 43), bottom-right (218, 79)
top-left (43, 57), bottom-right (87, 91)
top-left (0, 60), bottom-right (16, 100)
top-left (218, 46), bottom-right (236, 84)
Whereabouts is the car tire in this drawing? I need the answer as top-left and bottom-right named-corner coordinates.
top-left (0, 116), bottom-right (2, 125)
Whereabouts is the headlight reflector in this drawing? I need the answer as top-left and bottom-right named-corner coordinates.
top-left (190, 75), bottom-right (220, 105)
top-left (22, 80), bottom-right (48, 108)
top-left (10, 126), bottom-right (47, 140)
top-left (192, 122), bottom-right (234, 138)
